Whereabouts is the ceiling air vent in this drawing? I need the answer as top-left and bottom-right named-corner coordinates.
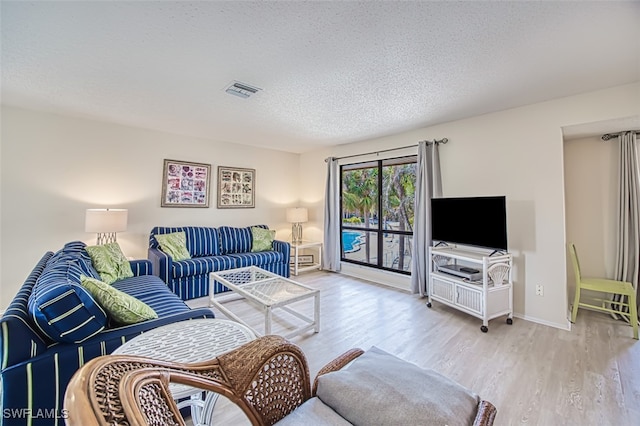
top-left (224, 81), bottom-right (261, 99)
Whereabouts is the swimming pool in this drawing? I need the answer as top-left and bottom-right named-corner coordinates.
top-left (342, 230), bottom-right (365, 253)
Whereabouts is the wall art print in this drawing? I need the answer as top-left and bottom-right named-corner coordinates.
top-left (217, 166), bottom-right (255, 208)
top-left (161, 159), bottom-right (211, 207)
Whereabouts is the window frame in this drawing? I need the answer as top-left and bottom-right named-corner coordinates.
top-left (339, 155), bottom-right (417, 275)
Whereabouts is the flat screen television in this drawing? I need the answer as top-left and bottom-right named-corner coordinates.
top-left (431, 196), bottom-right (507, 251)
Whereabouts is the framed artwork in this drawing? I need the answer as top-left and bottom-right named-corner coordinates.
top-left (217, 166), bottom-right (255, 208)
top-left (161, 159), bottom-right (211, 207)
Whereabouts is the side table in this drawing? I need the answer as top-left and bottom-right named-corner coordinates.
top-left (290, 240), bottom-right (323, 276)
top-left (113, 318), bottom-right (255, 426)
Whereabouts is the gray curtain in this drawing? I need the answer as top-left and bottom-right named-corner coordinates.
top-left (410, 141), bottom-right (442, 295)
top-left (323, 157), bottom-right (341, 272)
top-left (614, 131), bottom-right (640, 319)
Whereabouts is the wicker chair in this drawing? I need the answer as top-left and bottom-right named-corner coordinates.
top-left (64, 335), bottom-right (497, 425)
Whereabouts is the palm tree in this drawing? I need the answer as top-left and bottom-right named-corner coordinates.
top-left (383, 163), bottom-right (416, 270)
top-left (342, 168), bottom-right (378, 263)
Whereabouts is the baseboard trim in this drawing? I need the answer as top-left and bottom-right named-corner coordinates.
top-left (330, 265), bottom-right (573, 331)
top-left (339, 263), bottom-right (411, 293)
top-left (513, 312), bottom-right (571, 331)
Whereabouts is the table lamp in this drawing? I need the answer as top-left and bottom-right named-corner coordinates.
top-left (286, 207), bottom-right (308, 244)
top-left (85, 208), bottom-right (128, 245)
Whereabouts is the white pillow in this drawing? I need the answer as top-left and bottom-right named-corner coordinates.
top-left (274, 397), bottom-right (350, 425)
top-left (316, 346), bottom-right (480, 426)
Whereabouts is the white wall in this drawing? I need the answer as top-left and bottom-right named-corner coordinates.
top-left (564, 135), bottom-right (618, 289)
top-left (3, 83), bottom-right (639, 323)
top-left (0, 106), bottom-right (300, 310)
top-left (564, 133), bottom-right (640, 302)
top-left (300, 82), bottom-right (640, 329)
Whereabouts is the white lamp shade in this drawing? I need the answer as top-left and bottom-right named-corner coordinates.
top-left (85, 209), bottom-right (128, 233)
top-left (286, 207), bottom-right (308, 223)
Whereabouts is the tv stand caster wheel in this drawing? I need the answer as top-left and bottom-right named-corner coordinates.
top-left (507, 318), bottom-right (513, 325)
top-left (426, 302), bottom-right (432, 308)
top-left (480, 325), bottom-right (488, 333)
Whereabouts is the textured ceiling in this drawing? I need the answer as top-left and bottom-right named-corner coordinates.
top-left (2, 1), bottom-right (639, 153)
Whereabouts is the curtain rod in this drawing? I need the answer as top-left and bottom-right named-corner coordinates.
top-left (325, 138), bottom-right (448, 162)
top-left (601, 130), bottom-right (640, 141)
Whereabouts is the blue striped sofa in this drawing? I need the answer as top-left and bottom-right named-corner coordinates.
top-left (0, 242), bottom-right (215, 425)
top-left (148, 225), bottom-right (291, 300)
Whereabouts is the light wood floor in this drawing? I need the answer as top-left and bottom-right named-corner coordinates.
top-left (187, 271), bottom-right (640, 425)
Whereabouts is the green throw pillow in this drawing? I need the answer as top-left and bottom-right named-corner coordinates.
top-left (80, 275), bottom-right (158, 325)
top-left (85, 242), bottom-right (134, 285)
top-left (155, 231), bottom-right (191, 261)
top-left (251, 227), bottom-right (276, 252)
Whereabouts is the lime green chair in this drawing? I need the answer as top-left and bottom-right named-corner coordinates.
top-left (569, 243), bottom-right (638, 339)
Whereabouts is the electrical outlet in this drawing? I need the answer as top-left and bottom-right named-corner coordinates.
top-left (535, 284), bottom-right (544, 296)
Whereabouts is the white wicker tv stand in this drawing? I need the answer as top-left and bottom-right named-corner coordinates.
top-left (428, 245), bottom-right (513, 332)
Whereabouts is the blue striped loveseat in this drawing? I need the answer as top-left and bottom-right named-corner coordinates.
top-left (0, 242), bottom-right (215, 425)
top-left (148, 225), bottom-right (291, 300)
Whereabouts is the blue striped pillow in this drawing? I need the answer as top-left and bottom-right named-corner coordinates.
top-left (219, 225), bottom-right (269, 254)
top-left (184, 227), bottom-right (220, 257)
top-left (218, 226), bottom-right (251, 254)
top-left (47, 240), bottom-right (101, 279)
top-left (150, 227), bottom-right (221, 257)
top-left (28, 260), bottom-right (107, 343)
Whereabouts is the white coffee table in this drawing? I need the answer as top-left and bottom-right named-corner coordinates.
top-left (209, 266), bottom-right (320, 339)
top-left (113, 318), bottom-right (255, 426)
